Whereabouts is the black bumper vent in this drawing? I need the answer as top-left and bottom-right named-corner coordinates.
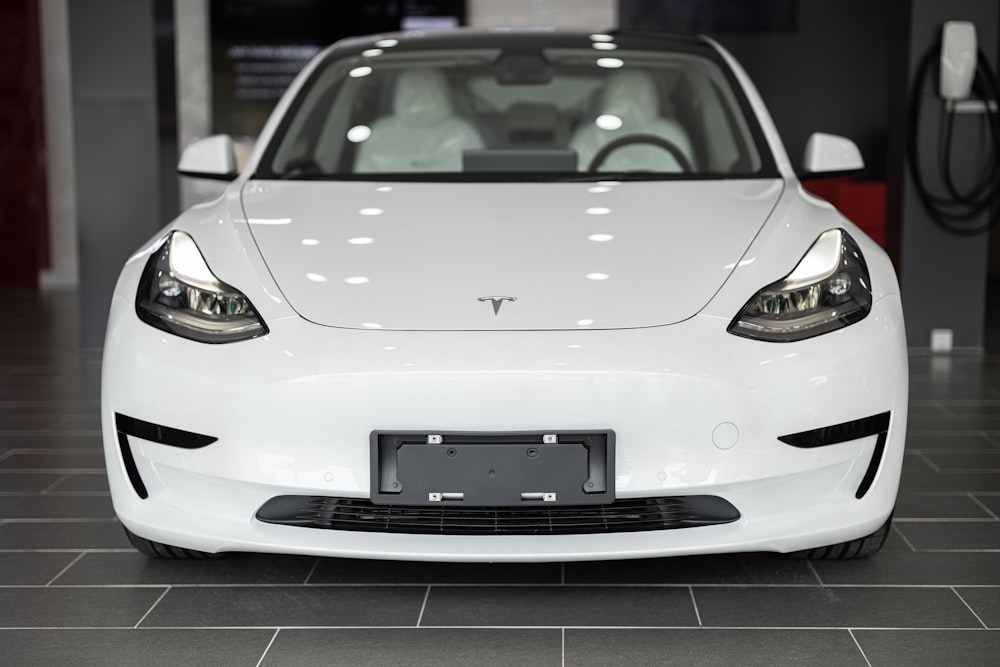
top-left (256, 495), bottom-right (740, 536)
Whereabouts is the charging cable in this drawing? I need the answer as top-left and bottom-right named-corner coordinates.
top-left (906, 45), bottom-right (1000, 235)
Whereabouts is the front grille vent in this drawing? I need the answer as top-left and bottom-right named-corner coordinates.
top-left (256, 495), bottom-right (740, 536)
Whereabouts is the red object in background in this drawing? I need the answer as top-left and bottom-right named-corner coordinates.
top-left (802, 177), bottom-right (887, 248)
top-left (0, 0), bottom-right (49, 287)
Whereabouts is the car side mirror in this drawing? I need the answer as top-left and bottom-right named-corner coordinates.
top-left (178, 135), bottom-right (238, 181)
top-left (800, 132), bottom-right (864, 179)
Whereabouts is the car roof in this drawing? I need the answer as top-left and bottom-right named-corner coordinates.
top-left (327, 28), bottom-right (715, 59)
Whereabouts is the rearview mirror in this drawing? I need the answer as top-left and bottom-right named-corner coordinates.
top-left (800, 132), bottom-right (864, 178)
top-left (178, 135), bottom-right (238, 181)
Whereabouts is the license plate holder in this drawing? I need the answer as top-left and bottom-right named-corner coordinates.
top-left (370, 431), bottom-right (614, 506)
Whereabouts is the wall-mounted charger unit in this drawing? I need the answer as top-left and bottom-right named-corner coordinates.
top-left (939, 20), bottom-right (977, 100)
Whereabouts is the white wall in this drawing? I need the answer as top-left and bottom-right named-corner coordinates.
top-left (468, 0), bottom-right (616, 29)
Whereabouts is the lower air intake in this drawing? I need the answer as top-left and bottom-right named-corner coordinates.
top-left (256, 495), bottom-right (740, 535)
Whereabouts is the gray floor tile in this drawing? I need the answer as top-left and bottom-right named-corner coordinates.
top-left (0, 495), bottom-right (115, 519)
top-left (0, 451), bottom-right (106, 470)
top-left (54, 552), bottom-right (319, 585)
top-left (692, 586), bottom-right (981, 628)
top-left (46, 472), bottom-right (110, 493)
top-left (420, 585), bottom-right (697, 627)
top-left (310, 558), bottom-right (560, 584)
top-left (262, 628), bottom-right (562, 666)
top-left (0, 552), bottom-right (79, 585)
top-left (956, 588), bottom-right (1000, 628)
top-left (0, 628), bottom-right (274, 666)
top-left (0, 587), bottom-right (165, 628)
top-left (905, 433), bottom-right (1000, 450)
top-left (0, 472), bottom-right (65, 493)
top-left (565, 552), bottom-right (817, 585)
top-left (894, 493), bottom-right (993, 519)
top-left (899, 469), bottom-right (1000, 494)
top-left (922, 450), bottom-right (1000, 471)
top-left (854, 629), bottom-right (1000, 666)
top-left (895, 521), bottom-right (1000, 550)
top-left (140, 585), bottom-right (426, 627)
top-left (0, 435), bottom-right (102, 449)
top-left (564, 628), bottom-right (867, 667)
top-left (0, 520), bottom-right (130, 549)
top-left (813, 551), bottom-right (1000, 585)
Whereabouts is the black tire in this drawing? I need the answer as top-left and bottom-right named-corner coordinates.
top-left (123, 526), bottom-right (223, 559)
top-left (792, 513), bottom-right (893, 560)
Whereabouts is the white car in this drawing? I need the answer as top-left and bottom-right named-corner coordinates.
top-left (102, 29), bottom-right (907, 561)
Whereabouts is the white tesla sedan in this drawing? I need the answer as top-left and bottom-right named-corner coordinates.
top-left (102, 29), bottom-right (907, 561)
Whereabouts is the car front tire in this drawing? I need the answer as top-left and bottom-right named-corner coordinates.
top-left (123, 526), bottom-right (222, 559)
top-left (793, 513), bottom-right (893, 560)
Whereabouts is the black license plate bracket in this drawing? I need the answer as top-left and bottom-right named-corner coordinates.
top-left (370, 431), bottom-right (614, 506)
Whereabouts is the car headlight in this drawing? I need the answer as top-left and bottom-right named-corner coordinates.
top-left (135, 231), bottom-right (268, 343)
top-left (728, 229), bottom-right (872, 342)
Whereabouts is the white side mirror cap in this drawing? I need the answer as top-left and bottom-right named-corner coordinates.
top-left (178, 135), bottom-right (238, 181)
top-left (801, 132), bottom-right (864, 175)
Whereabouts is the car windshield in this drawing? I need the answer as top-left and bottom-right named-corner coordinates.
top-left (258, 41), bottom-right (772, 182)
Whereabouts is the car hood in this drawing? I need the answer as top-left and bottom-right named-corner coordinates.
top-left (241, 179), bottom-right (783, 330)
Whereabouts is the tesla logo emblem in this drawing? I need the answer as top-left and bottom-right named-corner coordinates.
top-left (479, 296), bottom-right (517, 315)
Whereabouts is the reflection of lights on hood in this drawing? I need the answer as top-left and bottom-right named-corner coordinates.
top-left (359, 208), bottom-right (383, 216)
top-left (344, 276), bottom-right (370, 285)
top-left (586, 207), bottom-right (611, 215)
top-left (383, 346), bottom-right (397, 350)
top-left (568, 344), bottom-right (583, 349)
top-left (588, 234), bottom-right (614, 242)
top-left (348, 237), bottom-right (374, 245)
top-left (349, 66), bottom-right (372, 78)
top-left (375, 39), bottom-right (398, 48)
top-left (596, 114), bottom-right (623, 130)
top-left (577, 319), bottom-right (595, 326)
top-left (586, 273), bottom-right (610, 281)
top-left (587, 185), bottom-right (612, 194)
top-left (306, 273), bottom-right (327, 282)
top-left (347, 125), bottom-right (371, 142)
top-left (301, 239), bottom-right (319, 246)
top-left (597, 57), bottom-right (624, 69)
top-left (590, 33), bottom-right (614, 42)
top-left (362, 322), bottom-right (382, 328)
top-left (592, 42), bottom-right (617, 51)
top-left (362, 48), bottom-right (383, 57)
top-left (376, 186), bottom-right (393, 193)
top-left (248, 218), bottom-right (292, 225)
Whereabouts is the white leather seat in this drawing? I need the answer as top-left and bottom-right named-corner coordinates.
top-left (355, 69), bottom-right (483, 173)
top-left (570, 70), bottom-right (694, 172)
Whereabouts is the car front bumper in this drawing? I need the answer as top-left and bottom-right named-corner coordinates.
top-left (102, 289), bottom-right (907, 561)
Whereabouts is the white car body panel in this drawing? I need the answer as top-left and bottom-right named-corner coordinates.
top-left (242, 180), bottom-right (784, 330)
top-left (102, 29), bottom-right (907, 561)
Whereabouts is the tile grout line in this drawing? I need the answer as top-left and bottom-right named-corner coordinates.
top-left (688, 586), bottom-right (703, 627)
top-left (302, 558), bottom-right (321, 585)
top-left (892, 524), bottom-right (918, 553)
top-left (255, 628), bottom-right (280, 667)
top-left (848, 629), bottom-right (873, 667)
top-left (45, 551), bottom-right (87, 586)
top-left (133, 587), bottom-right (171, 629)
top-left (415, 585), bottom-right (431, 627)
top-left (38, 473), bottom-right (74, 496)
top-left (951, 587), bottom-right (990, 629)
top-left (806, 559), bottom-right (825, 586)
top-left (968, 493), bottom-right (1000, 520)
top-left (912, 450), bottom-right (942, 473)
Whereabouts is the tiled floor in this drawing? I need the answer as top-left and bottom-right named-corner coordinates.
top-left (1, 288), bottom-right (999, 666)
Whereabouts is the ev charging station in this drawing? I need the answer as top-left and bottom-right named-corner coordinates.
top-left (889, 0), bottom-right (1000, 350)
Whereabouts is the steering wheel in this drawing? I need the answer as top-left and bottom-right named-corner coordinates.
top-left (587, 134), bottom-right (694, 172)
